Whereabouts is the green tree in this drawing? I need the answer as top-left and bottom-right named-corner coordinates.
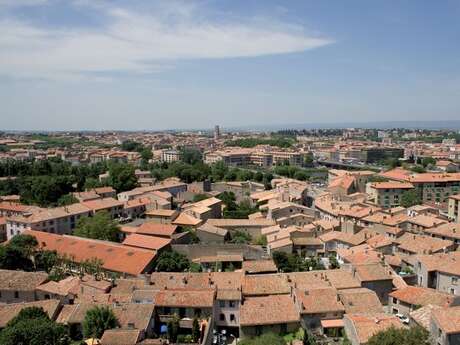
top-left (192, 317), bottom-right (200, 342)
top-left (82, 306), bottom-right (119, 339)
top-left (0, 306), bottom-right (70, 345)
top-left (400, 189), bottom-right (421, 208)
top-left (154, 250), bottom-right (191, 272)
top-left (0, 234), bottom-right (37, 271)
top-left (167, 314), bottom-right (180, 343)
top-left (192, 194), bottom-right (209, 202)
top-left (57, 193), bottom-right (78, 206)
top-left (230, 230), bottom-right (252, 244)
top-left (108, 162), bottom-right (137, 192)
top-left (239, 333), bottom-right (285, 345)
top-left (74, 211), bottom-right (121, 242)
top-left (421, 157), bottom-right (436, 168)
top-left (181, 148), bottom-right (203, 164)
top-left (367, 326), bottom-right (430, 345)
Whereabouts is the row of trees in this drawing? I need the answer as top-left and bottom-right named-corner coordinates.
top-left (0, 158), bottom-right (138, 206)
top-left (225, 136), bottom-right (296, 148)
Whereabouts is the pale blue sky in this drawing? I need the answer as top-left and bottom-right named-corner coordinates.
top-left (1, 0), bottom-right (460, 130)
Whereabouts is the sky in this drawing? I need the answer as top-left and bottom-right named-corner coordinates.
top-left (1, 0), bottom-right (460, 131)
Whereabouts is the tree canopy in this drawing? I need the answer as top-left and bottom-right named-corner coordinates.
top-left (74, 211), bottom-right (121, 242)
top-left (367, 326), bottom-right (430, 345)
top-left (0, 306), bottom-right (70, 345)
top-left (400, 189), bottom-right (421, 208)
top-left (82, 306), bottom-right (119, 339)
top-left (239, 333), bottom-right (285, 345)
top-left (154, 250), bottom-right (191, 272)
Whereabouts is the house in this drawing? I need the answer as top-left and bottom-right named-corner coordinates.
top-left (294, 287), bottom-right (345, 330)
top-left (154, 289), bottom-right (215, 328)
top-left (242, 260), bottom-right (278, 275)
top-left (448, 194), bottom-right (460, 222)
top-left (35, 276), bottom-right (80, 303)
top-left (395, 233), bottom-right (455, 256)
top-left (239, 294), bottom-right (300, 338)
top-left (338, 288), bottom-right (383, 314)
top-left (366, 182), bottom-right (414, 208)
top-left (181, 197), bottom-right (223, 221)
top-left (24, 230), bottom-right (157, 277)
top-left (430, 306), bottom-right (460, 345)
top-left (0, 270), bottom-right (48, 303)
top-left (205, 218), bottom-right (276, 238)
top-left (389, 286), bottom-right (460, 317)
top-left (215, 288), bottom-right (241, 333)
top-left (6, 203), bottom-right (92, 239)
top-left (196, 222), bottom-right (229, 243)
top-left (424, 223), bottom-right (460, 246)
top-left (81, 197), bottom-right (124, 219)
top-left (145, 209), bottom-right (179, 224)
top-left (351, 263), bottom-right (393, 303)
top-left (343, 313), bottom-right (403, 345)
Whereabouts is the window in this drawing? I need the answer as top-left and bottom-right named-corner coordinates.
top-left (452, 277), bottom-right (458, 285)
top-left (219, 300), bottom-right (225, 308)
top-left (230, 314), bottom-right (236, 322)
top-left (14, 291), bottom-right (19, 299)
top-left (219, 314), bottom-right (225, 321)
top-left (229, 301), bottom-right (236, 308)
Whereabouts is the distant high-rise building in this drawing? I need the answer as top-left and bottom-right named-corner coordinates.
top-left (214, 125), bottom-right (220, 140)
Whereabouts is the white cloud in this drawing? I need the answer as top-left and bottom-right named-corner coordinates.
top-left (0, 1), bottom-right (333, 81)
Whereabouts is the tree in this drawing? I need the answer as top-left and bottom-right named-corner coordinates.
top-left (0, 234), bottom-right (37, 271)
top-left (192, 194), bottom-right (209, 203)
top-left (0, 306), bottom-right (70, 345)
top-left (57, 193), bottom-right (78, 206)
top-left (167, 314), bottom-right (180, 343)
top-left (400, 189), bottom-right (421, 208)
top-left (74, 211), bottom-right (121, 242)
top-left (154, 250), bottom-right (190, 272)
top-left (329, 255), bottom-right (340, 269)
top-left (107, 162), bottom-right (137, 192)
top-left (82, 306), bottom-right (119, 339)
top-left (367, 326), bottom-right (430, 345)
top-left (192, 317), bottom-right (200, 342)
top-left (230, 230), bottom-right (252, 244)
top-left (238, 333), bottom-right (285, 345)
top-left (421, 157), bottom-right (436, 168)
top-left (181, 148), bottom-right (203, 164)
top-left (7, 306), bottom-right (50, 327)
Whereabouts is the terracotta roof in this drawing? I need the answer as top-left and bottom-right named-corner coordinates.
top-left (353, 263), bottom-right (392, 282)
top-left (36, 276), bottom-right (80, 296)
top-left (242, 274), bottom-right (290, 296)
top-left (155, 289), bottom-right (215, 308)
top-left (379, 168), bottom-right (413, 182)
top-left (240, 294), bottom-right (299, 326)
top-left (242, 260), bottom-right (278, 274)
top-left (390, 286), bottom-right (455, 307)
top-left (122, 234), bottom-right (171, 251)
top-left (339, 288), bottom-right (383, 314)
top-left (396, 233), bottom-right (454, 255)
top-left (101, 329), bottom-right (142, 345)
top-left (0, 269), bottom-right (48, 290)
top-left (409, 304), bottom-right (442, 330)
top-left (206, 218), bottom-right (276, 228)
top-left (145, 209), bottom-right (177, 217)
top-left (172, 212), bottom-right (202, 227)
top-left (425, 223), bottom-right (460, 240)
top-left (296, 288), bottom-right (345, 314)
top-left (81, 197), bottom-right (124, 211)
top-left (432, 306), bottom-right (460, 334)
top-left (0, 299), bottom-right (61, 328)
top-left (25, 230), bottom-right (156, 276)
top-left (344, 313), bottom-right (403, 344)
top-left (369, 182), bottom-right (414, 189)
